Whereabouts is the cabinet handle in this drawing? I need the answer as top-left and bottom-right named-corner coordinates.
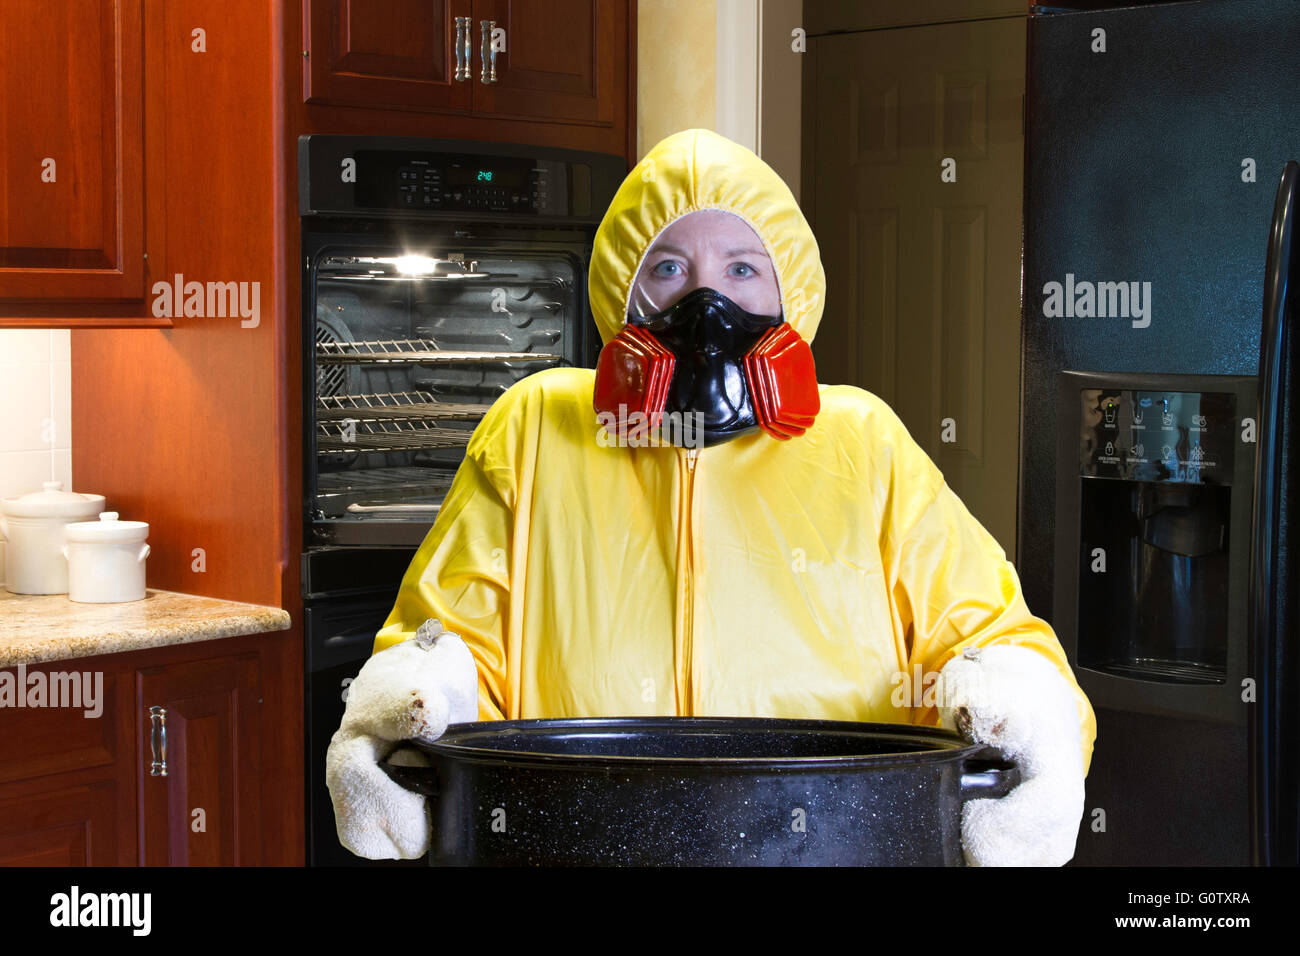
top-left (480, 20), bottom-right (498, 84)
top-left (149, 706), bottom-right (167, 777)
top-left (454, 16), bottom-right (471, 81)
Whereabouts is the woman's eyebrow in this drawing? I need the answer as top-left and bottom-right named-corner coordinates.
top-left (647, 243), bottom-right (767, 258)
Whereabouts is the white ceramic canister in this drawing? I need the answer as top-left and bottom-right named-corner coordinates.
top-left (62, 512), bottom-right (150, 604)
top-left (1, 481), bottom-right (106, 594)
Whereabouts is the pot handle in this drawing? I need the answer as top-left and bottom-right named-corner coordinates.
top-left (959, 746), bottom-right (1020, 800)
top-left (379, 746), bottom-right (440, 798)
top-left (138, 543), bottom-right (151, 563)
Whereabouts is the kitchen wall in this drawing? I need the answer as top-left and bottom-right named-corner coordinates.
top-left (0, 329), bottom-right (72, 580)
top-left (637, 0), bottom-right (803, 198)
top-left (637, 0), bottom-right (717, 158)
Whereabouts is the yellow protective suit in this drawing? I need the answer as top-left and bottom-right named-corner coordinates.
top-left (375, 128), bottom-right (1096, 775)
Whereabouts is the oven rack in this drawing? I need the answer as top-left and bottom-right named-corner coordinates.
top-left (315, 466), bottom-right (457, 514)
top-left (318, 429), bottom-right (471, 453)
top-left (316, 391), bottom-right (490, 422)
top-left (316, 338), bottom-right (560, 365)
top-left (316, 390), bottom-right (480, 454)
top-left (314, 465), bottom-right (457, 496)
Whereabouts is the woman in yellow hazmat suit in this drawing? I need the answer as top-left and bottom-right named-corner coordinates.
top-left (326, 128), bottom-right (1096, 866)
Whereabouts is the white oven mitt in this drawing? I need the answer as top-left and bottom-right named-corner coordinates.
top-left (325, 619), bottom-right (479, 860)
top-left (937, 644), bottom-right (1086, 867)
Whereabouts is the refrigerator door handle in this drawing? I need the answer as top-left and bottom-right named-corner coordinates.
top-left (1249, 159), bottom-right (1300, 866)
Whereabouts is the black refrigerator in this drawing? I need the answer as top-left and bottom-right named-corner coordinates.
top-left (1023, 0), bottom-right (1300, 866)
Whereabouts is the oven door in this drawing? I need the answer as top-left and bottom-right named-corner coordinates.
top-left (304, 233), bottom-right (595, 548)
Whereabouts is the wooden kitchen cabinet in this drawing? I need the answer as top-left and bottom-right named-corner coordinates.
top-left (136, 652), bottom-right (264, 865)
top-left (0, 629), bottom-right (301, 866)
top-left (298, 0), bottom-right (633, 156)
top-left (0, 778), bottom-right (123, 866)
top-left (302, 0), bottom-right (475, 112)
top-left (470, 0), bottom-right (620, 126)
top-left (0, 654), bottom-right (133, 865)
top-left (0, 0), bottom-right (147, 308)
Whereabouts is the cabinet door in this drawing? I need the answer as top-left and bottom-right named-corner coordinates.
top-left (303, 0), bottom-right (475, 112)
top-left (0, 0), bottom-right (145, 302)
top-left (469, 0), bottom-right (623, 126)
top-left (136, 652), bottom-right (262, 865)
top-left (0, 661), bottom-right (130, 865)
top-left (0, 779), bottom-right (121, 865)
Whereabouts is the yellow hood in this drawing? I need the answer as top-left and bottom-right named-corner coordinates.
top-left (588, 128), bottom-right (827, 346)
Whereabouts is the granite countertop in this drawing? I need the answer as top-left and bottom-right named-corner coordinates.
top-left (0, 588), bottom-right (291, 667)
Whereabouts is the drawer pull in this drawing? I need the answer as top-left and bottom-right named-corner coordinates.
top-left (454, 17), bottom-right (471, 81)
top-left (480, 20), bottom-right (498, 84)
top-left (149, 706), bottom-right (167, 777)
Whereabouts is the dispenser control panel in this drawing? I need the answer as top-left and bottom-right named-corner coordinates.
top-left (1078, 388), bottom-right (1236, 484)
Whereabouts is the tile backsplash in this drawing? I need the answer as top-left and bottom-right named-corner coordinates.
top-left (0, 329), bottom-right (73, 582)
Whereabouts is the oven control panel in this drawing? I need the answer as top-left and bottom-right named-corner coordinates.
top-left (298, 136), bottom-right (625, 222)
top-left (366, 152), bottom-right (573, 216)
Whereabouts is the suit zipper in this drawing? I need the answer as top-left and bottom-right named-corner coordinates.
top-left (680, 447), bottom-right (699, 715)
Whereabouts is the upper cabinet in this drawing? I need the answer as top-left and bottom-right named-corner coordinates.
top-left (0, 0), bottom-right (146, 306)
top-left (302, 0), bottom-right (475, 112)
top-left (470, 0), bottom-right (616, 126)
top-left (299, 0), bottom-right (630, 153)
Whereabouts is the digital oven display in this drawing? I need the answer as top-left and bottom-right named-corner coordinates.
top-left (444, 164), bottom-right (526, 188)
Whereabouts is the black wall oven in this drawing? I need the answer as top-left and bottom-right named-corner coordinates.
top-left (299, 136), bottom-right (624, 865)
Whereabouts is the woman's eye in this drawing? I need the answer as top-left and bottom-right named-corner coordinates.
top-left (729, 262), bottom-right (756, 278)
top-left (651, 260), bottom-right (682, 278)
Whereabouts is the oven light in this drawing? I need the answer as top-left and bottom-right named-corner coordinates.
top-left (393, 255), bottom-right (441, 275)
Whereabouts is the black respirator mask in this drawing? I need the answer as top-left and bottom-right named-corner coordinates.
top-left (593, 287), bottom-right (820, 447)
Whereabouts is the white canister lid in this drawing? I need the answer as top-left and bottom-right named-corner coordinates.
top-left (65, 511), bottom-right (149, 543)
top-left (1, 481), bottom-right (106, 519)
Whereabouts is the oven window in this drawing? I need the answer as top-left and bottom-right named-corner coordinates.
top-left (310, 248), bottom-right (580, 537)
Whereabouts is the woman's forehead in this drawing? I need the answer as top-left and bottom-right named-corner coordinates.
top-left (647, 209), bottom-right (769, 256)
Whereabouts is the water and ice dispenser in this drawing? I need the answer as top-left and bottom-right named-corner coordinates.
top-left (1075, 387), bottom-right (1237, 683)
top-left (1054, 372), bottom-right (1255, 716)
